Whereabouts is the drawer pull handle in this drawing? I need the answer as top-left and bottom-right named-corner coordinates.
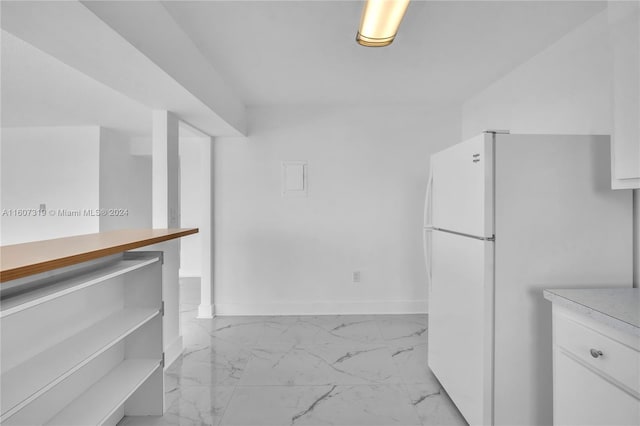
top-left (590, 349), bottom-right (603, 358)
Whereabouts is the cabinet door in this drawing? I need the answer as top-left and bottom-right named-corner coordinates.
top-left (609, 1), bottom-right (640, 189)
top-left (554, 349), bottom-right (640, 426)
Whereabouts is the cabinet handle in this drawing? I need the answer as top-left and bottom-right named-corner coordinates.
top-left (590, 349), bottom-right (604, 358)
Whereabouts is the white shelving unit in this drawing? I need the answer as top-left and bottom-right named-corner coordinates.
top-left (46, 359), bottom-right (161, 426)
top-left (0, 252), bottom-right (165, 426)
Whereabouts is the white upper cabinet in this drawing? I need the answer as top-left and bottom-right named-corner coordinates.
top-left (609, 1), bottom-right (640, 189)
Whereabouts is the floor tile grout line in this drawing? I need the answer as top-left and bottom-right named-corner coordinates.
top-left (381, 314), bottom-right (431, 425)
top-left (373, 314), bottom-right (411, 389)
top-left (216, 382), bottom-right (240, 426)
top-left (219, 383), bottom-right (427, 426)
top-left (400, 381), bottom-right (430, 426)
top-left (184, 308), bottom-right (246, 426)
top-left (375, 315), bottom-right (430, 426)
top-left (175, 311), bottom-right (444, 426)
top-left (231, 381), bottom-right (409, 387)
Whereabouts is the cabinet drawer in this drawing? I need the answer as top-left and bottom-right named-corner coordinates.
top-left (554, 349), bottom-right (640, 426)
top-left (554, 314), bottom-right (640, 394)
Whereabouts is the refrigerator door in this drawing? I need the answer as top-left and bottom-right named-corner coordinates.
top-left (431, 133), bottom-right (493, 238)
top-left (428, 230), bottom-right (494, 426)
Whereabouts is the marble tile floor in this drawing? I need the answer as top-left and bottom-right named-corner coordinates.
top-left (120, 284), bottom-right (467, 426)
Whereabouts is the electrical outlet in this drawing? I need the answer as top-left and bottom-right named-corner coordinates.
top-left (352, 271), bottom-right (361, 283)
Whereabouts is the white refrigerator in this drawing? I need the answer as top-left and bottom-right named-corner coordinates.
top-left (424, 132), bottom-right (633, 426)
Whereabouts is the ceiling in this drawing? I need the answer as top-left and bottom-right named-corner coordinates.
top-left (163, 0), bottom-right (606, 106)
top-left (1, 30), bottom-right (151, 135)
top-left (0, 1), bottom-right (606, 135)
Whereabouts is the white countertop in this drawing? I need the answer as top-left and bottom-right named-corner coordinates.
top-left (543, 288), bottom-right (640, 337)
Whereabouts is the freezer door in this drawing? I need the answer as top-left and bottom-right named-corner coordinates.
top-left (428, 230), bottom-right (494, 426)
top-left (431, 133), bottom-right (493, 238)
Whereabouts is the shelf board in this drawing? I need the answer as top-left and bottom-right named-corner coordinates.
top-left (46, 358), bottom-right (161, 426)
top-left (0, 308), bottom-right (160, 421)
top-left (0, 256), bottom-right (159, 318)
top-left (1, 228), bottom-right (198, 283)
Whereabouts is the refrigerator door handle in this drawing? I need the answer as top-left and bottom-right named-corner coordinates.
top-left (424, 163), bottom-right (434, 228)
top-left (424, 228), bottom-right (433, 286)
top-left (424, 162), bottom-right (434, 287)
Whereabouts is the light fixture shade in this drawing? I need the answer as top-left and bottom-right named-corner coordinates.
top-left (356, 0), bottom-right (410, 47)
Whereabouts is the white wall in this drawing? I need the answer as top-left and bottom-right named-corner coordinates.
top-left (462, 11), bottom-right (611, 138)
top-left (0, 126), bottom-right (100, 244)
top-left (99, 127), bottom-right (151, 231)
top-left (461, 9), bottom-right (640, 287)
top-left (129, 133), bottom-right (200, 276)
top-left (0, 126), bottom-right (153, 245)
top-left (179, 136), bottom-right (203, 277)
top-left (212, 105), bottom-right (460, 315)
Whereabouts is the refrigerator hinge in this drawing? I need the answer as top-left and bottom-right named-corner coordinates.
top-left (483, 129), bottom-right (510, 134)
top-left (161, 353), bottom-right (165, 368)
top-left (160, 301), bottom-right (165, 316)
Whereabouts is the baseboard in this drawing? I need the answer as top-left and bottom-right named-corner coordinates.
top-left (213, 300), bottom-right (428, 316)
top-left (197, 303), bottom-right (215, 319)
top-left (163, 335), bottom-right (183, 370)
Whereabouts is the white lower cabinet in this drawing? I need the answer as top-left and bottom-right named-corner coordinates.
top-left (551, 306), bottom-right (640, 426)
top-left (554, 349), bottom-right (639, 425)
top-left (0, 252), bottom-right (164, 425)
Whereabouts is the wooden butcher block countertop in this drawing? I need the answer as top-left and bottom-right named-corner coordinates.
top-left (0, 228), bottom-right (198, 282)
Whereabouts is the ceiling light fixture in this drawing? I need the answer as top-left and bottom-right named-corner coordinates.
top-left (356, 0), bottom-right (410, 47)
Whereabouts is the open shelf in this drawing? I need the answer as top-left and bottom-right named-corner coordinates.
top-left (46, 359), bottom-right (161, 426)
top-left (0, 256), bottom-right (160, 318)
top-left (0, 308), bottom-right (160, 420)
top-left (2, 248), bottom-right (166, 425)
